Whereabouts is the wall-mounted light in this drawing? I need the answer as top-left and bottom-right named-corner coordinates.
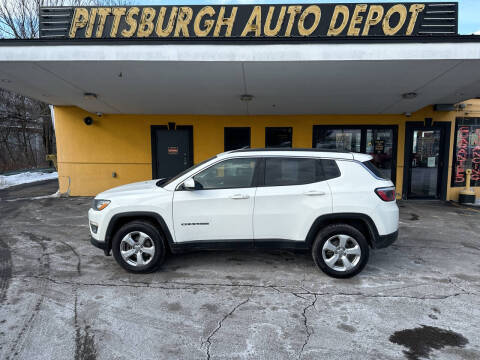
top-left (84, 92), bottom-right (98, 101)
top-left (402, 92), bottom-right (418, 100)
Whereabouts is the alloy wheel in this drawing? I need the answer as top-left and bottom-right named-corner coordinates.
top-left (322, 234), bottom-right (361, 272)
top-left (120, 231), bottom-right (155, 267)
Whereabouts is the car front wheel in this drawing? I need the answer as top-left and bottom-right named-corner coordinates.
top-left (312, 224), bottom-right (369, 278)
top-left (112, 221), bottom-right (166, 273)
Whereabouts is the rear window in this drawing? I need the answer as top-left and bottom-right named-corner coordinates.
top-left (264, 158), bottom-right (340, 186)
top-left (362, 160), bottom-right (386, 179)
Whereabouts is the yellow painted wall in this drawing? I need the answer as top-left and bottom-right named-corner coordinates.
top-left (54, 104), bottom-right (479, 200)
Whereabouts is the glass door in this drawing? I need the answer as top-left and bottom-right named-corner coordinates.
top-left (406, 129), bottom-right (442, 198)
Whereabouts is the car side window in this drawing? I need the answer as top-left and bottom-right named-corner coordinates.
top-left (265, 158), bottom-right (317, 186)
top-left (317, 159), bottom-right (341, 181)
top-left (264, 157), bottom-right (341, 186)
top-left (193, 158), bottom-right (257, 190)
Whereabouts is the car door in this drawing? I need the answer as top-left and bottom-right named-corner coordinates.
top-left (172, 157), bottom-right (258, 243)
top-left (253, 157), bottom-right (335, 242)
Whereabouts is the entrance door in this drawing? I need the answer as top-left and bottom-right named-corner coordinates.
top-left (404, 123), bottom-right (450, 199)
top-left (151, 126), bottom-right (193, 179)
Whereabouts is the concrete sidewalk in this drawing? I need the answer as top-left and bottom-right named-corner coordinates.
top-left (0, 182), bottom-right (479, 360)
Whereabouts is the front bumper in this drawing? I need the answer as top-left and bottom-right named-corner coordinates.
top-left (90, 236), bottom-right (107, 250)
top-left (90, 236), bottom-right (111, 256)
top-left (373, 230), bottom-right (398, 249)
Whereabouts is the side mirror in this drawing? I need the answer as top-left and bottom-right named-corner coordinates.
top-left (183, 177), bottom-right (196, 190)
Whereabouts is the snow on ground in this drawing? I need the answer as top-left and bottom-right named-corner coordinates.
top-left (0, 171), bottom-right (58, 190)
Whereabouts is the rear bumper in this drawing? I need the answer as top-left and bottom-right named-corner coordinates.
top-left (372, 230), bottom-right (398, 249)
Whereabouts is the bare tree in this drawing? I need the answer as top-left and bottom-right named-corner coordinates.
top-left (0, 0), bottom-right (131, 171)
top-left (0, 89), bottom-right (52, 171)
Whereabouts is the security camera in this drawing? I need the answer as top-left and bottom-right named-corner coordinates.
top-left (96, 112), bottom-right (103, 117)
top-left (84, 116), bottom-right (93, 126)
top-left (404, 112), bottom-right (412, 117)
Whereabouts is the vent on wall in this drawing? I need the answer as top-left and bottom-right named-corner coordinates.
top-left (39, 7), bottom-right (73, 39)
top-left (419, 3), bottom-right (458, 35)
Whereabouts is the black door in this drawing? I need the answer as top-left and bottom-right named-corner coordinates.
top-left (151, 126), bottom-right (193, 179)
top-left (403, 122), bottom-right (450, 199)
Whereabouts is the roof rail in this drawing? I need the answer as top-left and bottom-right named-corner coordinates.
top-left (229, 148), bottom-right (349, 153)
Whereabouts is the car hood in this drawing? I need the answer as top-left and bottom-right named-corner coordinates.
top-left (96, 180), bottom-right (164, 198)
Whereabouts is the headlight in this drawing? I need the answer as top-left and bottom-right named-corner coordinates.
top-left (92, 199), bottom-right (111, 211)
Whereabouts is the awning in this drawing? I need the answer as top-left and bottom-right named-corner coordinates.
top-left (1, 37), bottom-right (480, 115)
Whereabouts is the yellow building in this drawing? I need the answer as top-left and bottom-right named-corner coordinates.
top-left (1, 3), bottom-right (480, 200)
top-left (51, 101), bottom-right (480, 200)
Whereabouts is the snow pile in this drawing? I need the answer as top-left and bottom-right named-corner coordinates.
top-left (0, 171), bottom-right (58, 190)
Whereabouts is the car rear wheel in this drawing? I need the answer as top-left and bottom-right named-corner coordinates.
top-left (112, 221), bottom-right (166, 273)
top-left (312, 224), bottom-right (369, 278)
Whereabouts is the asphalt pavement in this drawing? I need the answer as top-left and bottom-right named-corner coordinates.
top-left (0, 181), bottom-right (479, 360)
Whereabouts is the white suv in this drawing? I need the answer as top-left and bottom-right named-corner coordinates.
top-left (88, 149), bottom-right (398, 278)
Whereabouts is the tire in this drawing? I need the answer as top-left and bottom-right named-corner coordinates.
top-left (312, 223), bottom-right (369, 278)
top-left (112, 220), bottom-right (166, 273)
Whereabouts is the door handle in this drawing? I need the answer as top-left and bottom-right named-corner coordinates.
top-left (303, 190), bottom-right (326, 196)
top-left (230, 194), bottom-right (250, 200)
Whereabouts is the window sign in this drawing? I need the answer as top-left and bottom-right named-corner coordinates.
top-left (452, 118), bottom-right (480, 187)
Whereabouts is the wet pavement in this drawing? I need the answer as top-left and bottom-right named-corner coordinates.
top-left (0, 181), bottom-right (479, 360)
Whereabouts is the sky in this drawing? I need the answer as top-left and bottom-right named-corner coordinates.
top-left (138, 0), bottom-right (480, 34)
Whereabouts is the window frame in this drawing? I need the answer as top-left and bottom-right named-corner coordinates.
top-left (176, 157), bottom-right (261, 191)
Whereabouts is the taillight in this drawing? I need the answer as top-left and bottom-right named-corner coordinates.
top-left (375, 187), bottom-right (396, 202)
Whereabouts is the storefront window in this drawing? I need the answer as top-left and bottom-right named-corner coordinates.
top-left (313, 126), bottom-right (396, 181)
top-left (313, 129), bottom-right (361, 152)
top-left (366, 129), bottom-right (394, 180)
top-left (452, 117), bottom-right (480, 187)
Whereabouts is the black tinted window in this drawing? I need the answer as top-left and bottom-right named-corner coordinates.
top-left (224, 127), bottom-right (250, 151)
top-left (363, 160), bottom-right (386, 179)
top-left (265, 158), bottom-right (317, 186)
top-left (265, 127), bottom-right (292, 148)
top-left (318, 159), bottom-right (341, 180)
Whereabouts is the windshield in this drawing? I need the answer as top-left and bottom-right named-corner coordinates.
top-left (157, 155), bottom-right (217, 187)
